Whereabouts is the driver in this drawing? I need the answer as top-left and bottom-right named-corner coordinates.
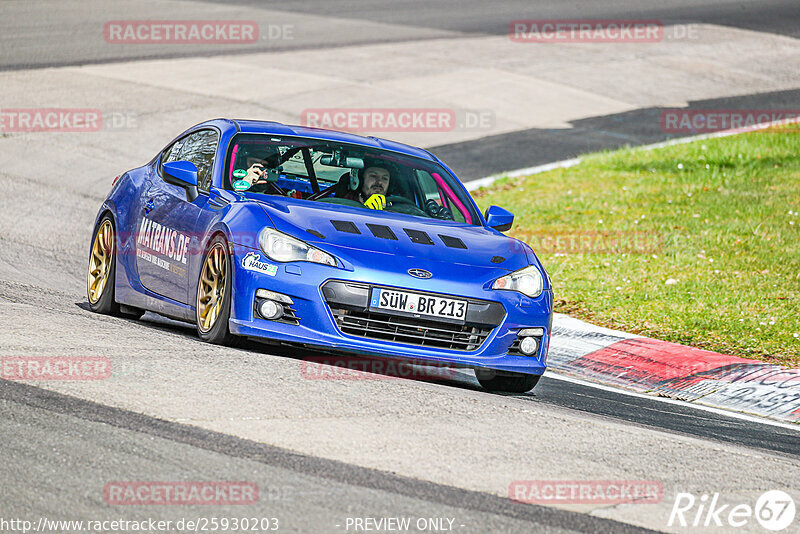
top-left (345, 162), bottom-right (393, 210)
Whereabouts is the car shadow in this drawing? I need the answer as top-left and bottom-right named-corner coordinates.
top-left (74, 301), bottom-right (535, 397)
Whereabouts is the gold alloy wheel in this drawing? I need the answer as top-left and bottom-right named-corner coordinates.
top-left (87, 219), bottom-right (114, 304)
top-left (197, 242), bottom-right (227, 332)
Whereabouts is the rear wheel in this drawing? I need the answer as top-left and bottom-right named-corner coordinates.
top-left (87, 216), bottom-right (120, 315)
top-left (196, 235), bottom-right (234, 344)
top-left (475, 369), bottom-right (541, 393)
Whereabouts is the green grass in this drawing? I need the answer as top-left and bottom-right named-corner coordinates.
top-left (474, 127), bottom-right (800, 367)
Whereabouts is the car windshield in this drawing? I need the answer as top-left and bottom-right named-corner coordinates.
top-left (223, 134), bottom-right (479, 225)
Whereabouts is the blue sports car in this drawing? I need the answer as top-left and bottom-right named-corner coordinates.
top-left (87, 119), bottom-right (553, 392)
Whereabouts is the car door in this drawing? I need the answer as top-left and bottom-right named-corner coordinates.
top-left (135, 129), bottom-right (219, 304)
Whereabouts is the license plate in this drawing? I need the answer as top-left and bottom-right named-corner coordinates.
top-left (370, 288), bottom-right (467, 321)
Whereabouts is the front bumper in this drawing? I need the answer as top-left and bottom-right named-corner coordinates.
top-left (229, 245), bottom-right (553, 375)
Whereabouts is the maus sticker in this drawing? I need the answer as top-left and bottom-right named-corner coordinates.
top-left (242, 252), bottom-right (277, 276)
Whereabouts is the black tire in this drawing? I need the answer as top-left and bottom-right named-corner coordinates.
top-left (195, 234), bottom-right (234, 345)
top-left (475, 369), bottom-right (541, 393)
top-left (87, 215), bottom-right (121, 315)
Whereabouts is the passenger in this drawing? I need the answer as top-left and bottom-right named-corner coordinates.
top-left (232, 145), bottom-right (281, 189)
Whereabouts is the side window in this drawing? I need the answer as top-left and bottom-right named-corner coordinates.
top-left (416, 170), bottom-right (441, 203)
top-left (416, 170), bottom-right (466, 223)
top-left (177, 130), bottom-right (219, 191)
top-left (281, 150), bottom-right (308, 176)
top-left (159, 139), bottom-right (184, 174)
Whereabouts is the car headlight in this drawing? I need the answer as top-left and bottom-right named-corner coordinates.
top-left (492, 265), bottom-right (544, 298)
top-left (258, 228), bottom-right (337, 266)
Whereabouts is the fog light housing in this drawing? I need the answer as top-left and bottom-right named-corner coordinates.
top-left (519, 336), bottom-right (539, 356)
top-left (256, 288), bottom-right (293, 304)
top-left (519, 328), bottom-right (544, 337)
top-left (258, 299), bottom-right (283, 320)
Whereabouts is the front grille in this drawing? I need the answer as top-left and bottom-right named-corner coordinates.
top-left (322, 280), bottom-right (504, 352)
top-left (330, 308), bottom-right (491, 351)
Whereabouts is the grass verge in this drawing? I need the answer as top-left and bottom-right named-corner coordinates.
top-left (474, 127), bottom-right (800, 367)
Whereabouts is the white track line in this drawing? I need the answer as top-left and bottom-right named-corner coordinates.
top-left (465, 158), bottom-right (580, 191)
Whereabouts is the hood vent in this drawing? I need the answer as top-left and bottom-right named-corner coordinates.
top-left (367, 223), bottom-right (397, 240)
top-left (331, 220), bottom-right (360, 234)
top-left (491, 256), bottom-right (506, 264)
top-left (306, 229), bottom-right (325, 239)
top-left (439, 234), bottom-right (467, 249)
top-left (404, 228), bottom-right (434, 245)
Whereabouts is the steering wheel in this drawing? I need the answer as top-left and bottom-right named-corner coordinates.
top-left (386, 195), bottom-right (427, 216)
top-left (424, 199), bottom-right (454, 220)
top-left (386, 195), bottom-right (415, 205)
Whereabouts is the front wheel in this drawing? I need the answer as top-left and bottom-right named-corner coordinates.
top-left (195, 235), bottom-right (234, 344)
top-left (87, 215), bottom-right (120, 315)
top-left (475, 369), bottom-right (541, 393)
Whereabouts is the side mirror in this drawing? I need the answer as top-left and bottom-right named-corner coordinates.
top-left (485, 205), bottom-right (514, 232)
top-left (163, 161), bottom-right (199, 202)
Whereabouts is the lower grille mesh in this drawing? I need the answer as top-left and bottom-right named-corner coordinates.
top-left (278, 304), bottom-right (300, 325)
top-left (330, 308), bottom-right (490, 351)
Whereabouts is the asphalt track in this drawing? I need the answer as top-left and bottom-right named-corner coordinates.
top-left (219, 0), bottom-right (800, 39)
top-left (0, 380), bottom-right (655, 534)
top-left (1, 351), bottom-right (798, 533)
top-left (2, 0), bottom-right (798, 71)
top-left (2, 1), bottom-right (800, 533)
top-left (435, 87), bottom-right (800, 180)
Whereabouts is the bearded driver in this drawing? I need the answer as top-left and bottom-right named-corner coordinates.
top-left (345, 163), bottom-right (392, 210)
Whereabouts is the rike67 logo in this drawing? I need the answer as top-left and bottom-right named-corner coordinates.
top-left (669, 490), bottom-right (796, 531)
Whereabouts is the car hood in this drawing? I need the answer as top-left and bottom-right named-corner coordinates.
top-left (253, 197), bottom-right (530, 272)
